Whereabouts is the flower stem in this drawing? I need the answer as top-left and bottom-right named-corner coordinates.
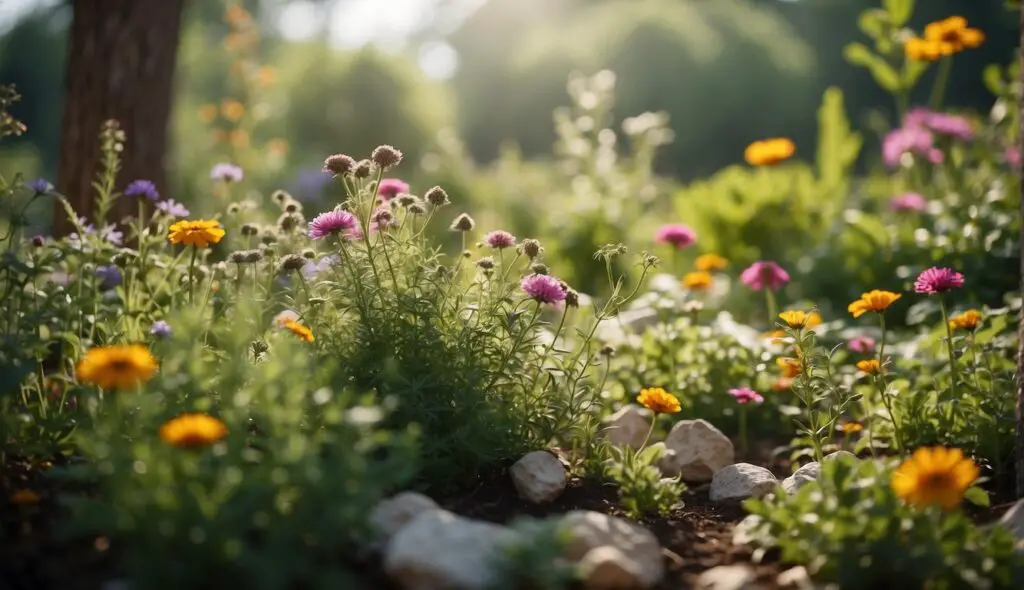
top-left (938, 297), bottom-right (960, 416)
top-left (876, 312), bottom-right (904, 454)
top-left (638, 416), bottom-right (657, 453)
top-left (187, 246), bottom-right (198, 304)
top-left (739, 406), bottom-right (748, 458)
top-left (929, 57), bottom-right (953, 111)
top-left (764, 288), bottom-right (778, 329)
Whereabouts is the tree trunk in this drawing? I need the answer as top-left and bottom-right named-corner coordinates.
top-left (54, 0), bottom-right (186, 235)
top-left (1017, 0), bottom-right (1024, 500)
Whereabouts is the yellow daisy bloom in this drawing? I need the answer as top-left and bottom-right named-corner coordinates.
top-left (681, 271), bottom-right (713, 291)
top-left (76, 345), bottom-right (158, 390)
top-left (283, 319), bottom-right (315, 343)
top-left (744, 137), bottom-right (795, 166)
top-left (778, 310), bottom-right (822, 330)
top-left (856, 359), bottom-right (882, 375)
top-left (848, 290), bottom-right (901, 318)
top-left (160, 413), bottom-right (228, 449)
top-left (891, 446), bottom-right (979, 510)
top-left (923, 16), bottom-right (985, 54)
top-left (839, 421), bottom-right (864, 435)
top-left (948, 309), bottom-right (982, 331)
top-left (168, 220), bottom-right (226, 249)
top-left (695, 253), bottom-right (728, 272)
top-left (904, 37), bottom-right (943, 61)
top-left (776, 357), bottom-right (801, 379)
top-left (637, 387), bottom-right (681, 414)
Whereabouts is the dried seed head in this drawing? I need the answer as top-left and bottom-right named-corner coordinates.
top-left (277, 212), bottom-right (304, 233)
top-left (600, 344), bottom-right (616, 357)
top-left (31, 235), bottom-right (45, 248)
top-left (476, 256), bottom-right (495, 270)
top-left (278, 254), bottom-right (306, 273)
top-left (353, 159), bottom-right (373, 179)
top-left (324, 153), bottom-right (356, 176)
top-left (241, 223), bottom-right (260, 237)
top-left (229, 250), bottom-right (248, 264)
top-left (301, 248), bottom-right (316, 259)
top-left (245, 249), bottom-right (265, 263)
top-left (260, 232), bottom-right (278, 245)
top-left (371, 208), bottom-right (394, 225)
top-left (371, 144), bottom-right (402, 170)
top-left (407, 203), bottom-right (426, 216)
top-left (520, 239), bottom-right (542, 259)
top-left (565, 288), bottom-right (580, 308)
top-left (530, 263), bottom-right (549, 275)
top-left (271, 190), bottom-right (291, 205)
top-left (283, 199), bottom-right (302, 214)
top-left (226, 203), bottom-right (242, 215)
top-left (450, 213), bottom-right (475, 232)
top-left (425, 186), bottom-right (450, 207)
top-left (395, 194), bottom-right (419, 207)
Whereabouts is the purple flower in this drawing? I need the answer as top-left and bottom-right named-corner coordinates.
top-left (98, 224), bottom-right (124, 246)
top-left (124, 179), bottom-right (160, 201)
top-left (905, 108), bottom-right (973, 141)
top-left (739, 261), bottom-right (790, 292)
top-left (882, 126), bottom-right (942, 168)
top-left (654, 224), bottom-right (696, 249)
top-left (521, 274), bottom-right (567, 304)
top-left (68, 221), bottom-right (122, 249)
top-left (889, 192), bottom-right (927, 213)
top-left (156, 199), bottom-right (190, 218)
top-left (95, 265), bottom-right (122, 290)
top-left (211, 163), bottom-right (244, 183)
top-left (150, 320), bottom-right (172, 337)
top-left (378, 178), bottom-right (409, 201)
top-left (847, 335), bottom-right (876, 354)
top-left (728, 387), bottom-right (764, 405)
top-left (484, 230), bottom-right (516, 249)
top-left (301, 255), bottom-right (339, 280)
top-left (307, 209), bottom-right (359, 240)
top-left (1004, 146), bottom-right (1020, 168)
top-left (27, 178), bottom-right (53, 194)
top-left (914, 266), bottom-right (964, 295)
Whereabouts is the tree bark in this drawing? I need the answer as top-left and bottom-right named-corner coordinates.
top-left (1017, 0), bottom-right (1024, 500)
top-left (54, 0), bottom-right (186, 235)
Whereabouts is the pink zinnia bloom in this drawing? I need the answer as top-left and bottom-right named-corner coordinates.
top-left (889, 192), bottom-right (927, 213)
top-left (521, 274), bottom-right (567, 304)
top-left (739, 261), bottom-right (790, 292)
top-left (655, 224), bottom-right (696, 249)
top-left (882, 126), bottom-right (942, 168)
top-left (484, 230), bottom-right (516, 249)
top-left (847, 335), bottom-right (876, 354)
top-left (308, 209), bottom-right (359, 240)
top-left (1004, 146), bottom-right (1020, 168)
top-left (378, 178), bottom-right (410, 201)
top-left (905, 108), bottom-right (973, 141)
top-left (728, 387), bottom-right (764, 405)
top-left (913, 267), bottom-right (964, 295)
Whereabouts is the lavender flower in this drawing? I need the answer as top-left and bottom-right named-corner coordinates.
top-left (96, 265), bottom-right (123, 290)
top-left (150, 320), bottom-right (172, 338)
top-left (882, 126), bottom-right (942, 168)
top-left (914, 267), bottom-right (964, 295)
top-left (521, 274), bottom-right (567, 304)
top-left (156, 199), bottom-right (190, 218)
top-left (301, 255), bottom-right (339, 280)
top-left (307, 210), bottom-right (359, 240)
top-left (211, 163), bottom-right (244, 183)
top-left (27, 178), bottom-right (53, 194)
top-left (905, 108), bottom-right (973, 142)
top-left (123, 179), bottom-right (160, 201)
top-left (484, 230), bottom-right (516, 250)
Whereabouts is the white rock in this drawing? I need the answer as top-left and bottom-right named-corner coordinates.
top-left (781, 462), bottom-right (820, 494)
top-left (384, 509), bottom-right (520, 590)
top-left (998, 499), bottom-right (1024, 554)
top-left (600, 405), bottom-right (652, 450)
top-left (509, 451), bottom-right (567, 504)
top-left (370, 492), bottom-right (440, 542)
top-left (560, 510), bottom-right (664, 589)
top-left (710, 463), bottom-right (778, 502)
top-left (823, 450), bottom-right (856, 463)
top-left (659, 419), bottom-right (735, 482)
top-left (696, 564), bottom-right (759, 590)
top-left (731, 514), bottom-right (762, 546)
top-left (776, 565), bottom-right (813, 589)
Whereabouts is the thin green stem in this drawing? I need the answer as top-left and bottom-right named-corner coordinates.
top-left (187, 247), bottom-right (198, 304)
top-left (765, 288), bottom-right (778, 329)
top-left (928, 57), bottom-right (953, 111)
top-left (876, 312), bottom-right (904, 454)
top-left (938, 298), bottom-right (960, 419)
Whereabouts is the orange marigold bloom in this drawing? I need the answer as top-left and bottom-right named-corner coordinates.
top-left (256, 67), bottom-right (277, 87)
top-left (160, 413), bottom-right (228, 449)
top-left (856, 359), bottom-right (882, 375)
top-left (221, 100), bottom-right (245, 122)
top-left (695, 253), bottom-right (728, 272)
top-left (778, 310), bottom-right (822, 330)
top-left (848, 290), bottom-right (901, 318)
top-left (776, 357), bottom-right (801, 379)
top-left (283, 319), bottom-right (315, 343)
top-left (681, 271), bottom-right (713, 291)
top-left (948, 309), bottom-right (982, 331)
top-left (838, 421), bottom-right (863, 435)
top-left (891, 446), bottom-right (979, 510)
top-left (904, 37), bottom-right (943, 61)
top-left (10, 489), bottom-right (40, 505)
top-left (923, 16), bottom-right (985, 54)
top-left (76, 345), bottom-right (158, 390)
top-left (168, 219), bottom-right (225, 248)
top-left (230, 129), bottom-right (250, 148)
top-left (744, 137), bottom-right (795, 166)
top-left (637, 387), bottom-right (681, 414)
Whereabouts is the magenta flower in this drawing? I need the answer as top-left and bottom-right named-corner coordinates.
top-left (1004, 146), bottom-right (1020, 168)
top-left (882, 126), bottom-right (942, 168)
top-left (889, 192), bottom-right (927, 213)
top-left (847, 335), bottom-right (876, 354)
top-left (654, 224), bottom-right (696, 249)
top-left (728, 387), bottom-right (764, 405)
top-left (521, 274), bottom-right (567, 304)
top-left (308, 209), bottom-right (359, 240)
top-left (739, 261), bottom-right (790, 292)
top-left (905, 108), bottom-right (973, 141)
top-left (914, 267), bottom-right (964, 295)
top-left (484, 230), bottom-right (516, 250)
top-left (378, 178), bottom-right (409, 201)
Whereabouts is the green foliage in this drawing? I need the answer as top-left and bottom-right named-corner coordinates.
top-left (744, 458), bottom-right (1024, 590)
top-left (604, 442), bottom-right (685, 519)
top-left (488, 517), bottom-right (579, 590)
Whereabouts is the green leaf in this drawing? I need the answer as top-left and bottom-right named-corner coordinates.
top-left (903, 59), bottom-right (930, 89)
top-left (983, 64), bottom-right (1005, 96)
top-left (883, 0), bottom-right (914, 27)
top-left (843, 43), bottom-right (901, 92)
top-left (857, 9), bottom-right (887, 39)
top-left (964, 486), bottom-right (990, 508)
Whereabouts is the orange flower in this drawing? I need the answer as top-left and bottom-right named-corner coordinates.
top-left (637, 387), bottom-right (681, 414)
top-left (681, 271), bottom-right (713, 291)
top-left (848, 290), bottom-right (901, 318)
top-left (160, 413), bottom-right (228, 449)
top-left (838, 421), bottom-right (863, 435)
top-left (695, 253), bottom-right (728, 272)
top-left (76, 345), bottom-right (158, 390)
top-left (221, 100), bottom-right (245, 122)
top-left (948, 309), bottom-right (982, 331)
top-left (744, 138), bottom-right (795, 166)
top-left (168, 220), bottom-right (225, 248)
top-left (856, 359), bottom-right (882, 375)
top-left (778, 310), bottom-right (822, 330)
top-left (230, 129), bottom-right (250, 148)
top-left (267, 138), bottom-right (289, 156)
top-left (198, 104), bottom-right (218, 124)
top-left (891, 446), bottom-right (979, 510)
top-left (283, 319), bottom-right (314, 343)
top-left (256, 67), bottom-right (277, 88)
top-left (776, 357), bottom-right (801, 379)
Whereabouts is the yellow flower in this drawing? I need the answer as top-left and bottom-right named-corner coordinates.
top-left (637, 387), bottom-right (681, 414)
top-left (856, 359), bottom-right (882, 375)
top-left (160, 413), bottom-right (228, 449)
top-left (681, 271), bottom-right (713, 291)
top-left (695, 253), bottom-right (728, 272)
top-left (923, 16), bottom-right (985, 54)
top-left (225, 5), bottom-right (251, 26)
top-left (221, 100), bottom-right (245, 122)
top-left (891, 446), bottom-right (979, 510)
top-left (198, 104), bottom-right (218, 124)
top-left (848, 290), bottom-right (901, 318)
top-left (904, 37), bottom-right (944, 61)
top-left (169, 220), bottom-right (225, 248)
top-left (776, 357), bottom-right (801, 379)
top-left (948, 309), bottom-right (982, 331)
top-left (10, 489), bottom-right (40, 505)
top-left (778, 310), bottom-right (821, 330)
top-left (839, 421), bottom-right (863, 435)
top-left (76, 345), bottom-right (158, 390)
top-left (283, 319), bottom-right (315, 343)
top-left (764, 329), bottom-right (789, 343)
top-left (744, 137), bottom-right (795, 166)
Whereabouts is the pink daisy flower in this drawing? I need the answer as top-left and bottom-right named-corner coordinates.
top-left (913, 267), bottom-right (964, 295)
top-left (847, 335), bottom-right (876, 354)
top-left (739, 261), bottom-right (790, 292)
top-left (728, 387), bottom-right (764, 405)
top-left (654, 224), bottom-right (696, 249)
top-left (484, 230), bottom-right (516, 250)
top-left (521, 274), bottom-right (567, 304)
top-left (308, 210), bottom-right (359, 240)
top-left (889, 192), bottom-right (927, 213)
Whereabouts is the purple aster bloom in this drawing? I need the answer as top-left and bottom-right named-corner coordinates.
top-left (27, 178), bottom-right (53, 194)
top-left (301, 255), bottom-right (339, 280)
top-left (882, 126), bottom-right (942, 168)
top-left (904, 108), bottom-right (973, 141)
top-left (521, 274), bottom-right (567, 304)
top-left (95, 265), bottom-right (122, 290)
top-left (484, 230), bottom-right (516, 249)
top-left (123, 179), bottom-right (160, 201)
top-left (156, 199), bottom-right (190, 218)
top-left (211, 163), bottom-right (244, 183)
top-left (378, 178), bottom-right (409, 201)
top-left (307, 209), bottom-right (359, 240)
top-left (98, 224), bottom-right (123, 246)
top-left (914, 266), bottom-right (964, 295)
top-left (654, 224), bottom-right (696, 249)
top-left (889, 192), bottom-right (927, 213)
top-left (150, 320), bottom-right (172, 337)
